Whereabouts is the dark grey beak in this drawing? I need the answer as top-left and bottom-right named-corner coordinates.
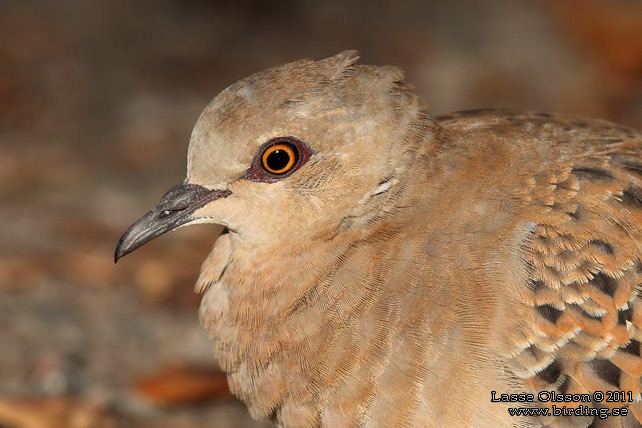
top-left (114, 182), bottom-right (231, 263)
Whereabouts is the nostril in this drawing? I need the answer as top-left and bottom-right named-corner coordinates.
top-left (158, 205), bottom-right (187, 218)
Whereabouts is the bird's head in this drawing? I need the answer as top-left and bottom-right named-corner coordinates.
top-left (115, 51), bottom-right (438, 261)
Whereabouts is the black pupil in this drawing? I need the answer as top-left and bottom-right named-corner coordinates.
top-left (266, 148), bottom-right (292, 172)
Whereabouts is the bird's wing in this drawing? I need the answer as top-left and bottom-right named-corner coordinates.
top-left (511, 125), bottom-right (642, 427)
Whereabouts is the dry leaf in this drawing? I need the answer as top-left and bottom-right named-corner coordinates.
top-left (135, 364), bottom-right (232, 407)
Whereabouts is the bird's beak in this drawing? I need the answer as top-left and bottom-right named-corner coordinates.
top-left (114, 182), bottom-right (231, 263)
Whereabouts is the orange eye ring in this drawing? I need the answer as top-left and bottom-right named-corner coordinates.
top-left (261, 143), bottom-right (298, 175)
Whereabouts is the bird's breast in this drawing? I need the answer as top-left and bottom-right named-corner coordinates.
top-left (198, 222), bottom-right (530, 427)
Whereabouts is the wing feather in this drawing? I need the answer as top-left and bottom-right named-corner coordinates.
top-left (515, 137), bottom-right (642, 427)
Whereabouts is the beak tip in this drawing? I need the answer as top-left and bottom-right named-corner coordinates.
top-left (114, 235), bottom-right (132, 264)
top-left (114, 245), bottom-right (124, 264)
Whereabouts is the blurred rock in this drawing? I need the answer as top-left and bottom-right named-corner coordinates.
top-left (0, 397), bottom-right (116, 428)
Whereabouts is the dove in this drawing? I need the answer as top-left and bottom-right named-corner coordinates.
top-left (115, 51), bottom-right (642, 428)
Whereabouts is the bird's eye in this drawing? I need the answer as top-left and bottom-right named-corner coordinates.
top-left (261, 143), bottom-right (297, 175)
top-left (243, 136), bottom-right (313, 183)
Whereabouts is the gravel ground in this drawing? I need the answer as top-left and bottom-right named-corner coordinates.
top-left (0, 0), bottom-right (640, 426)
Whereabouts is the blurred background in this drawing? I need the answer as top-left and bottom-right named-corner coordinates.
top-left (0, 0), bottom-right (641, 427)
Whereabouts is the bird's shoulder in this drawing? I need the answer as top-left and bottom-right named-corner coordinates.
top-left (444, 110), bottom-right (642, 425)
